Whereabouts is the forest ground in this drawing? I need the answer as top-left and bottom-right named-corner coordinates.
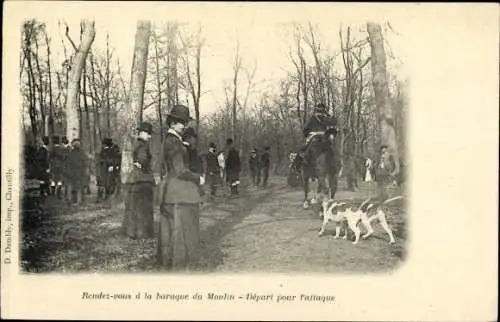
top-left (21, 176), bottom-right (407, 274)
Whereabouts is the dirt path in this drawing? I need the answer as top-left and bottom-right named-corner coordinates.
top-left (21, 177), bottom-right (406, 273)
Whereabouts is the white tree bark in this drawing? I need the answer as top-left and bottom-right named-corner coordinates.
top-left (65, 21), bottom-right (95, 142)
top-left (121, 21), bottom-right (151, 184)
top-left (367, 22), bottom-right (400, 175)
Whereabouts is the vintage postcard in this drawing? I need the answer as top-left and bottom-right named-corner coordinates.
top-left (1, 1), bottom-right (498, 321)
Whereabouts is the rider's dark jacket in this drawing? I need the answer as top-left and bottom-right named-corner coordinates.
top-left (303, 113), bottom-right (337, 137)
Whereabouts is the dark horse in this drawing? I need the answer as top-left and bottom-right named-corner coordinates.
top-left (300, 128), bottom-right (341, 209)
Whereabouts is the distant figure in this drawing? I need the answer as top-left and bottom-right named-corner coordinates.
top-left (204, 143), bottom-right (221, 198)
top-left (182, 127), bottom-right (204, 197)
top-left (365, 157), bottom-right (373, 182)
top-left (248, 148), bottom-right (260, 186)
top-left (50, 136), bottom-right (66, 197)
top-left (65, 138), bottom-right (89, 205)
top-left (97, 138), bottom-right (121, 201)
top-left (260, 146), bottom-right (271, 188)
top-left (375, 145), bottom-right (397, 202)
top-left (225, 138), bottom-right (241, 197)
top-left (123, 122), bottom-right (155, 240)
top-left (61, 136), bottom-right (71, 198)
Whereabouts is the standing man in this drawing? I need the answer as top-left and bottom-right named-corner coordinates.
top-left (260, 146), bottom-right (271, 188)
top-left (224, 138), bottom-right (241, 197)
top-left (204, 143), bottom-right (221, 198)
top-left (375, 145), bottom-right (397, 203)
top-left (248, 148), bottom-right (260, 186)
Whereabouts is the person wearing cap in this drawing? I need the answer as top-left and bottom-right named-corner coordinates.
top-left (123, 122), bottom-right (155, 240)
top-left (224, 138), bottom-right (241, 197)
top-left (157, 105), bottom-right (204, 271)
top-left (248, 148), bottom-right (260, 186)
top-left (65, 138), bottom-right (89, 204)
top-left (260, 146), bottom-right (271, 188)
top-left (375, 144), bottom-right (398, 203)
top-left (204, 142), bottom-right (221, 198)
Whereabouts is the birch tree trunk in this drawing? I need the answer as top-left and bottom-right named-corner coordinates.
top-left (121, 21), bottom-right (151, 184)
top-left (65, 20), bottom-right (95, 142)
top-left (367, 22), bottom-right (400, 175)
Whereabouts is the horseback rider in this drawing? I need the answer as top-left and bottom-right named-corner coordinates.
top-left (302, 103), bottom-right (338, 155)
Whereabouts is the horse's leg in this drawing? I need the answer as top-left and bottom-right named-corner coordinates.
top-left (328, 171), bottom-right (339, 200)
top-left (303, 170), bottom-right (310, 209)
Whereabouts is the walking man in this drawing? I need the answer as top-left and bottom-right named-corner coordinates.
top-left (205, 143), bottom-right (221, 198)
top-left (260, 146), bottom-right (271, 188)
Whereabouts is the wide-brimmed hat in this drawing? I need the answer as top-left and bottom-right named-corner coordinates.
top-left (226, 138), bottom-right (233, 145)
top-left (182, 126), bottom-right (197, 139)
top-left (137, 122), bottom-right (154, 134)
top-left (167, 105), bottom-right (193, 124)
top-left (61, 136), bottom-right (69, 144)
top-left (209, 142), bottom-right (216, 149)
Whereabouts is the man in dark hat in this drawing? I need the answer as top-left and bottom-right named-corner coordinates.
top-left (260, 146), bottom-right (271, 188)
top-left (248, 148), bottom-right (260, 186)
top-left (204, 142), bottom-right (220, 198)
top-left (97, 137), bottom-right (115, 201)
top-left (224, 138), bottom-right (241, 197)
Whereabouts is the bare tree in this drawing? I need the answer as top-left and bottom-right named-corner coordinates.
top-left (367, 22), bottom-right (399, 174)
top-left (121, 21), bottom-right (151, 184)
top-left (65, 20), bottom-right (96, 142)
top-left (231, 41), bottom-right (242, 142)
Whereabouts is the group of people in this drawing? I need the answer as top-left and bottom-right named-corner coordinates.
top-left (248, 146), bottom-right (271, 188)
top-left (25, 134), bottom-right (122, 204)
top-left (25, 136), bottom-right (89, 204)
top-left (121, 104), bottom-right (249, 271)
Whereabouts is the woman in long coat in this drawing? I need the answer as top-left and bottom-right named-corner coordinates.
top-left (123, 122), bottom-right (155, 239)
top-left (157, 105), bottom-right (204, 271)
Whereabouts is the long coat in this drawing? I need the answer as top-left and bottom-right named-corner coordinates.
top-left (128, 139), bottom-right (155, 184)
top-left (160, 132), bottom-right (201, 204)
top-left (225, 147), bottom-right (241, 182)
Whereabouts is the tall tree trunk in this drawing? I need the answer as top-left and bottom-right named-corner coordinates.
top-left (367, 22), bottom-right (400, 174)
top-left (65, 20), bottom-right (96, 142)
top-left (105, 32), bottom-right (112, 137)
top-left (44, 29), bottom-right (55, 148)
top-left (121, 21), bottom-right (151, 184)
top-left (34, 38), bottom-right (46, 136)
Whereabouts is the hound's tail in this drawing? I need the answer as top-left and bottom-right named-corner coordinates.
top-left (357, 197), bottom-right (372, 212)
top-left (382, 195), bottom-right (405, 204)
